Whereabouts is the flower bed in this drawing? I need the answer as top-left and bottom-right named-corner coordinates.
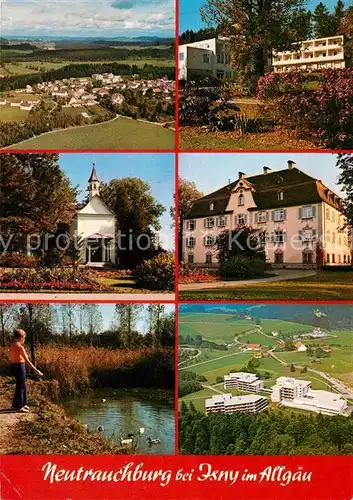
top-left (179, 275), bottom-right (220, 284)
top-left (0, 268), bottom-right (109, 292)
top-left (0, 253), bottom-right (37, 268)
top-left (90, 270), bottom-right (132, 279)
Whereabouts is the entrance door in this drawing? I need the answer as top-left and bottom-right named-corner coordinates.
top-left (86, 242), bottom-right (104, 263)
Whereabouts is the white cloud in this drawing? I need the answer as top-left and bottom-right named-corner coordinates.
top-left (1, 0), bottom-right (175, 36)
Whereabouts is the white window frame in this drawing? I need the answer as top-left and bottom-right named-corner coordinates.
top-left (205, 236), bottom-right (214, 247)
top-left (302, 206), bottom-right (313, 219)
top-left (278, 191), bottom-right (284, 201)
top-left (238, 194), bottom-right (245, 206)
top-left (186, 237), bottom-right (196, 248)
top-left (274, 210), bottom-right (285, 222)
top-left (237, 214), bottom-right (246, 225)
top-left (205, 217), bottom-right (215, 229)
top-left (257, 212), bottom-right (267, 223)
top-left (218, 215), bottom-right (226, 227)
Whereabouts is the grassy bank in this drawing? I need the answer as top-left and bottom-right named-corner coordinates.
top-left (0, 346), bottom-right (174, 395)
top-left (179, 270), bottom-right (353, 301)
top-left (0, 377), bottom-right (122, 454)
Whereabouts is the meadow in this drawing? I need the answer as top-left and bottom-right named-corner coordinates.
top-left (180, 271), bottom-right (353, 300)
top-left (4, 115), bottom-right (175, 150)
top-left (0, 106), bottom-right (29, 122)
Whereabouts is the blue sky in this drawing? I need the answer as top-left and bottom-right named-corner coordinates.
top-left (59, 153), bottom-right (174, 250)
top-left (1, 0), bottom-right (174, 38)
top-left (180, 0), bottom-right (341, 33)
top-left (54, 304), bottom-right (174, 332)
top-left (180, 153), bottom-right (345, 198)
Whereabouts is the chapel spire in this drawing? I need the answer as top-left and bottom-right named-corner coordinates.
top-left (88, 163), bottom-right (100, 199)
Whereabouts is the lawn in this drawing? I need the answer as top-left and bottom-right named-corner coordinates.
top-left (7, 93), bottom-right (42, 103)
top-left (4, 116), bottom-right (175, 150)
top-left (181, 352), bottom-right (252, 385)
top-left (179, 126), bottom-right (318, 150)
top-left (179, 270), bottom-right (353, 301)
top-left (277, 347), bottom-right (353, 375)
top-left (0, 106), bottom-right (29, 122)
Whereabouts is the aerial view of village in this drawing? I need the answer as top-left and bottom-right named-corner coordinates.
top-left (179, 304), bottom-right (353, 455)
top-left (179, 0), bottom-right (353, 150)
top-left (0, 1), bottom-right (175, 150)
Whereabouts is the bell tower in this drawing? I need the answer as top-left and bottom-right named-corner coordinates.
top-left (88, 163), bottom-right (100, 200)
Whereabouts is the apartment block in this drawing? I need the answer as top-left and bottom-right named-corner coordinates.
top-left (271, 377), bottom-right (311, 402)
top-left (273, 35), bottom-right (345, 73)
top-left (224, 372), bottom-right (264, 392)
top-left (271, 378), bottom-right (348, 416)
top-left (205, 393), bottom-right (269, 415)
top-left (183, 160), bottom-right (351, 268)
top-left (179, 37), bottom-right (235, 80)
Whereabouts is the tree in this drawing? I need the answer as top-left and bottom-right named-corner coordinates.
top-left (332, 0), bottom-right (346, 35)
top-left (81, 305), bottom-right (103, 346)
top-left (340, 6), bottom-right (353, 68)
top-left (115, 304), bottom-right (143, 348)
top-left (99, 178), bottom-right (165, 268)
top-left (59, 304), bottom-right (77, 346)
top-left (313, 2), bottom-right (332, 38)
top-left (290, 363), bottom-right (296, 372)
top-left (0, 305), bottom-right (17, 347)
top-left (200, 0), bottom-right (308, 87)
top-left (148, 304), bottom-right (165, 347)
top-left (337, 154), bottom-right (353, 227)
top-left (0, 154), bottom-right (77, 254)
top-left (16, 304), bottom-right (53, 363)
top-left (174, 178), bottom-right (204, 263)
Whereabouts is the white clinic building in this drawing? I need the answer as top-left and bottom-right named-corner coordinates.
top-left (273, 35), bottom-right (345, 73)
top-left (271, 377), bottom-right (348, 416)
top-left (224, 372), bottom-right (264, 392)
top-left (179, 37), bottom-right (235, 80)
top-left (205, 393), bottom-right (269, 415)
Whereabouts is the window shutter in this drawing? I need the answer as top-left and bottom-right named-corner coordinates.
top-left (313, 230), bottom-right (316, 238)
top-left (203, 236), bottom-right (206, 246)
top-left (298, 208), bottom-right (302, 219)
top-left (204, 218), bottom-right (206, 228)
top-left (224, 216), bottom-right (228, 226)
top-left (299, 230), bottom-right (302, 241)
top-left (284, 231), bottom-right (287, 242)
top-left (283, 210), bottom-right (287, 220)
top-left (186, 237), bottom-right (189, 247)
top-left (266, 211), bottom-right (269, 222)
top-left (312, 206), bottom-right (316, 217)
top-left (271, 211), bottom-right (275, 221)
top-left (216, 217), bottom-right (219, 227)
top-left (271, 232), bottom-right (275, 243)
top-left (244, 214), bottom-right (248, 225)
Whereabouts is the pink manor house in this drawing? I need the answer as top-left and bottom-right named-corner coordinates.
top-left (183, 160), bottom-right (352, 269)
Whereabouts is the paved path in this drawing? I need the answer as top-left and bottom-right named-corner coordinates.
top-left (0, 293), bottom-right (175, 302)
top-left (179, 351), bottom-right (247, 370)
top-left (179, 269), bottom-right (317, 291)
top-left (307, 369), bottom-right (353, 398)
top-left (203, 384), bottom-right (225, 395)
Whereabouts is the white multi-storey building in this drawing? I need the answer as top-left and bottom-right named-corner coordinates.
top-left (205, 393), bottom-right (269, 415)
top-left (224, 372), bottom-right (264, 392)
top-left (273, 35), bottom-right (345, 73)
top-left (271, 378), bottom-right (348, 416)
top-left (271, 377), bottom-right (311, 402)
top-left (183, 160), bottom-right (351, 268)
top-left (179, 37), bottom-right (235, 80)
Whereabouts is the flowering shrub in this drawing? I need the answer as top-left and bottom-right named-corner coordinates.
top-left (179, 264), bottom-right (219, 277)
top-left (220, 255), bottom-right (265, 280)
top-left (0, 253), bottom-right (37, 268)
top-left (133, 253), bottom-right (175, 291)
top-left (87, 269), bottom-right (132, 279)
top-left (0, 268), bottom-right (108, 291)
top-left (257, 69), bottom-right (353, 148)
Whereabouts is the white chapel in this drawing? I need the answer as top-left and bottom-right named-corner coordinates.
top-left (75, 164), bottom-right (116, 266)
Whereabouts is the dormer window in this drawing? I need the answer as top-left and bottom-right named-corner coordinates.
top-left (278, 191), bottom-right (284, 201)
top-left (238, 193), bottom-right (244, 206)
top-left (209, 202), bottom-right (214, 211)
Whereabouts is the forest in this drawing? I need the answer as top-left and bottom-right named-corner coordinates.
top-left (179, 403), bottom-right (353, 455)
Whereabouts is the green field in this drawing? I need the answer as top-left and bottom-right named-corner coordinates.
top-left (180, 271), bottom-right (353, 301)
top-left (7, 93), bottom-right (41, 103)
top-left (2, 58), bottom-right (175, 76)
top-left (178, 312), bottom-right (353, 412)
top-left (4, 116), bottom-right (175, 150)
top-left (0, 106), bottom-right (29, 122)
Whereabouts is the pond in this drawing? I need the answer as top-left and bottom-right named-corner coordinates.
top-left (63, 387), bottom-right (175, 455)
